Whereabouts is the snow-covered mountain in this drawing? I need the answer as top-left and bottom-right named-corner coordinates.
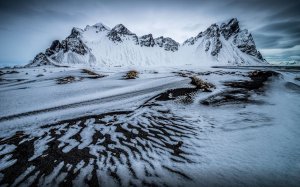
top-left (27, 18), bottom-right (266, 67)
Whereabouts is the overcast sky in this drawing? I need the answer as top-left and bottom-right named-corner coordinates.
top-left (0, 0), bottom-right (299, 66)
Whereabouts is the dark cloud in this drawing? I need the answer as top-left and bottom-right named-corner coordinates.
top-left (0, 0), bottom-right (299, 64)
top-left (266, 2), bottom-right (300, 21)
top-left (0, 0), bottom-right (87, 23)
top-left (253, 34), bottom-right (283, 48)
top-left (256, 21), bottom-right (300, 35)
top-left (253, 20), bottom-right (300, 49)
top-left (254, 33), bottom-right (300, 49)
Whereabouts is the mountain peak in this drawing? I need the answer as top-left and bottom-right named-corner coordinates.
top-left (107, 24), bottom-right (138, 43)
top-left (68, 27), bottom-right (83, 39)
top-left (112, 24), bottom-right (133, 35)
top-left (181, 18), bottom-right (264, 61)
top-left (203, 24), bottom-right (220, 38)
top-left (93, 22), bottom-right (109, 29)
top-left (84, 22), bottom-right (110, 31)
top-left (220, 18), bottom-right (240, 40)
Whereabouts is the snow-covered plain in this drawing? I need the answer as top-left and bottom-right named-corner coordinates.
top-left (0, 65), bottom-right (299, 186)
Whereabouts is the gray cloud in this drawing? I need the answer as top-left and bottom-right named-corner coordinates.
top-left (253, 20), bottom-right (300, 50)
top-left (253, 34), bottom-right (283, 48)
top-left (0, 0), bottom-right (299, 65)
top-left (182, 23), bottom-right (203, 31)
top-left (256, 21), bottom-right (300, 35)
top-left (267, 2), bottom-right (300, 20)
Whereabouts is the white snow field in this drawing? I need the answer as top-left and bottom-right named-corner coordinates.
top-left (0, 65), bottom-right (299, 187)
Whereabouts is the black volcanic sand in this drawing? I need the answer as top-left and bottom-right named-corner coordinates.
top-left (201, 70), bottom-right (280, 106)
top-left (0, 70), bottom-right (281, 186)
top-left (0, 101), bottom-right (200, 186)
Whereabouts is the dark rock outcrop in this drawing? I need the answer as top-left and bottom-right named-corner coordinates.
top-left (233, 29), bottom-right (263, 60)
top-left (61, 28), bottom-right (88, 55)
top-left (26, 53), bottom-right (54, 67)
top-left (30, 27), bottom-right (92, 66)
top-left (44, 27), bottom-right (89, 60)
top-left (201, 70), bottom-right (279, 106)
top-left (182, 37), bottom-right (195, 46)
top-left (45, 40), bottom-right (63, 56)
top-left (210, 38), bottom-right (222, 56)
top-left (190, 76), bottom-right (215, 92)
top-left (220, 18), bottom-right (240, 40)
top-left (154, 36), bottom-right (179, 52)
top-left (139, 34), bottom-right (155, 47)
top-left (107, 24), bottom-right (138, 44)
top-left (183, 24), bottom-right (223, 56)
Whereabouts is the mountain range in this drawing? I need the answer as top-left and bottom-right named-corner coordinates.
top-left (27, 18), bottom-right (266, 67)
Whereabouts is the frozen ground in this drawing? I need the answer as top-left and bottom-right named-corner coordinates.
top-left (0, 65), bottom-right (299, 186)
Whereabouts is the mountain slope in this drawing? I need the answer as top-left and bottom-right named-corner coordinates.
top-left (28, 18), bottom-right (266, 67)
top-left (181, 18), bottom-right (264, 65)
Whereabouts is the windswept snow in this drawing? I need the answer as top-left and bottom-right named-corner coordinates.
top-left (0, 65), bottom-right (299, 186)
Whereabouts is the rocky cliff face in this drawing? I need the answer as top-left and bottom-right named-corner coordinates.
top-left (107, 24), bottom-right (139, 44)
top-left (233, 29), bottom-right (263, 60)
top-left (220, 18), bottom-right (240, 40)
top-left (45, 28), bottom-right (89, 57)
top-left (26, 53), bottom-right (54, 67)
top-left (154, 36), bottom-right (179, 52)
top-left (61, 28), bottom-right (89, 55)
top-left (28, 18), bottom-right (265, 67)
top-left (139, 34), bottom-right (155, 47)
top-left (182, 18), bottom-right (263, 61)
